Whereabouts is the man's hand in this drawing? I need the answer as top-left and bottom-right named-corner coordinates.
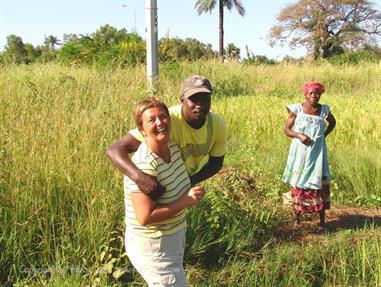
top-left (147, 181), bottom-right (165, 201)
top-left (135, 173), bottom-right (158, 195)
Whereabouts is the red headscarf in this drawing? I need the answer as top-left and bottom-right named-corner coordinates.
top-left (302, 82), bottom-right (325, 95)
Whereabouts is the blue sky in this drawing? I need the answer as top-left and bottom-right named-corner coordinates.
top-left (1, 0), bottom-right (380, 59)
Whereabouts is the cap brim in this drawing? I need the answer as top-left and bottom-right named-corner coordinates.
top-left (184, 87), bottom-right (213, 98)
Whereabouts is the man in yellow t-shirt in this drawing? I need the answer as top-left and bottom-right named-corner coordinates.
top-left (107, 75), bottom-right (228, 194)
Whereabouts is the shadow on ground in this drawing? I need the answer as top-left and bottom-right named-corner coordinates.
top-left (274, 206), bottom-right (381, 242)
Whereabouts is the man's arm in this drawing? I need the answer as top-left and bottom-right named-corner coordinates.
top-left (106, 133), bottom-right (158, 193)
top-left (189, 155), bottom-right (224, 186)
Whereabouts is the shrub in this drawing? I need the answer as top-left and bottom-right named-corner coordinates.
top-left (328, 50), bottom-right (379, 65)
top-left (243, 55), bottom-right (277, 65)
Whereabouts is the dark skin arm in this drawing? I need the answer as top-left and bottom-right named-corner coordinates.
top-left (324, 112), bottom-right (336, 137)
top-left (189, 155), bottom-right (224, 186)
top-left (284, 111), bottom-right (337, 143)
top-left (284, 111), bottom-right (312, 144)
top-left (106, 133), bottom-right (158, 194)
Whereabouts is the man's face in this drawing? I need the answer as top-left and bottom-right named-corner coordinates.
top-left (181, 92), bottom-right (211, 123)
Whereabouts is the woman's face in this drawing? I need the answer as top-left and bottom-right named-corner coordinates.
top-left (140, 106), bottom-right (171, 144)
top-left (304, 88), bottom-right (322, 105)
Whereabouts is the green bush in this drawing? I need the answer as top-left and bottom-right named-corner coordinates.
top-left (186, 168), bottom-right (280, 265)
top-left (328, 50), bottom-right (380, 65)
top-left (159, 37), bottom-right (216, 62)
top-left (243, 55), bottom-right (277, 65)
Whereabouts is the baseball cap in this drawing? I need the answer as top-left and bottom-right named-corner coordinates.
top-left (180, 75), bottom-right (213, 98)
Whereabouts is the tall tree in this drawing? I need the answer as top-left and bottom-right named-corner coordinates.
top-left (225, 42), bottom-right (240, 60)
top-left (24, 43), bottom-right (41, 63)
top-left (195, 0), bottom-right (245, 61)
top-left (3, 34), bottom-right (26, 64)
top-left (92, 24), bottom-right (129, 46)
top-left (63, 33), bottom-right (80, 45)
top-left (44, 35), bottom-right (61, 51)
top-left (269, 0), bottom-right (381, 59)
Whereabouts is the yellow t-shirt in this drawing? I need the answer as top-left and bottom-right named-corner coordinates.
top-left (129, 104), bottom-right (228, 176)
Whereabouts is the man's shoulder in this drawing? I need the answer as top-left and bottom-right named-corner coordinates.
top-left (168, 104), bottom-right (182, 118)
top-left (209, 110), bottom-right (226, 129)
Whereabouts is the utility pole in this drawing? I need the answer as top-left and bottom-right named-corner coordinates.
top-left (145, 0), bottom-right (159, 91)
top-left (134, 10), bottom-right (137, 32)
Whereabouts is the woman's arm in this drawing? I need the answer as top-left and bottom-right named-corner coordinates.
top-left (131, 186), bottom-right (205, 226)
top-left (324, 112), bottom-right (336, 137)
top-left (284, 111), bottom-right (311, 145)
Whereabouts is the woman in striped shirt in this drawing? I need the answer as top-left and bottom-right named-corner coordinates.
top-left (124, 97), bottom-right (205, 286)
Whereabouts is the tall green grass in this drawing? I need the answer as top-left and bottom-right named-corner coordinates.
top-left (193, 228), bottom-right (381, 287)
top-left (1, 61), bottom-right (381, 286)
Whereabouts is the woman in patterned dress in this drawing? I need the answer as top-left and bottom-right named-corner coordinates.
top-left (283, 82), bottom-right (336, 231)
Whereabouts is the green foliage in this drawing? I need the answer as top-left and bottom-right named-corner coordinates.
top-left (225, 43), bottom-right (241, 60)
top-left (243, 46), bottom-right (277, 65)
top-left (195, 0), bottom-right (246, 58)
top-left (24, 43), bottom-right (41, 64)
top-left (58, 37), bottom-right (100, 65)
top-left (327, 50), bottom-right (380, 65)
top-left (281, 55), bottom-right (302, 64)
top-left (159, 37), bottom-right (216, 62)
top-left (243, 55), bottom-right (277, 65)
top-left (213, 74), bottom-right (254, 97)
top-left (94, 41), bottom-right (146, 68)
top-left (269, 0), bottom-right (381, 59)
top-left (186, 168), bottom-right (280, 265)
top-left (44, 35), bottom-right (61, 51)
top-left (58, 28), bottom-right (145, 67)
top-left (1, 62), bottom-right (381, 286)
top-left (1, 34), bottom-right (60, 65)
top-left (198, 228), bottom-right (381, 286)
top-left (3, 34), bottom-right (27, 64)
top-left (91, 24), bottom-right (133, 47)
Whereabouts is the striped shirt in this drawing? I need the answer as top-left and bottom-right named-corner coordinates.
top-left (124, 141), bottom-right (191, 238)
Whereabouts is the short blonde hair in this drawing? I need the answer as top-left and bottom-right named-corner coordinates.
top-left (134, 97), bottom-right (170, 131)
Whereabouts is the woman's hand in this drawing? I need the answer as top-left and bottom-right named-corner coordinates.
top-left (131, 185), bottom-right (205, 225)
top-left (297, 133), bottom-right (312, 145)
top-left (182, 186), bottom-right (205, 207)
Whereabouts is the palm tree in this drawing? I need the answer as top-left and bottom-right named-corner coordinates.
top-left (195, 0), bottom-right (245, 61)
top-left (44, 35), bottom-right (61, 51)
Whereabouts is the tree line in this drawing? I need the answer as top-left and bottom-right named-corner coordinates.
top-left (1, 0), bottom-right (381, 66)
top-left (0, 24), bottom-right (221, 66)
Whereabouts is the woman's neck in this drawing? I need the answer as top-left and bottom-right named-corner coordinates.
top-left (304, 102), bottom-right (320, 108)
top-left (146, 140), bottom-right (170, 163)
top-left (302, 102), bottom-right (321, 115)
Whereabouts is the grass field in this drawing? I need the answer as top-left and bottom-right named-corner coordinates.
top-left (1, 61), bottom-right (381, 286)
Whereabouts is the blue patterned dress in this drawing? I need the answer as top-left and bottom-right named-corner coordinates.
top-left (283, 103), bottom-right (331, 190)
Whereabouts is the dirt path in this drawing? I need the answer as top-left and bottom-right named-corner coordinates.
top-left (275, 206), bottom-right (381, 242)
top-left (216, 168), bottom-right (381, 242)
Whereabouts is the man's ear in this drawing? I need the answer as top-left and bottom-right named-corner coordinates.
top-left (180, 95), bottom-right (184, 102)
